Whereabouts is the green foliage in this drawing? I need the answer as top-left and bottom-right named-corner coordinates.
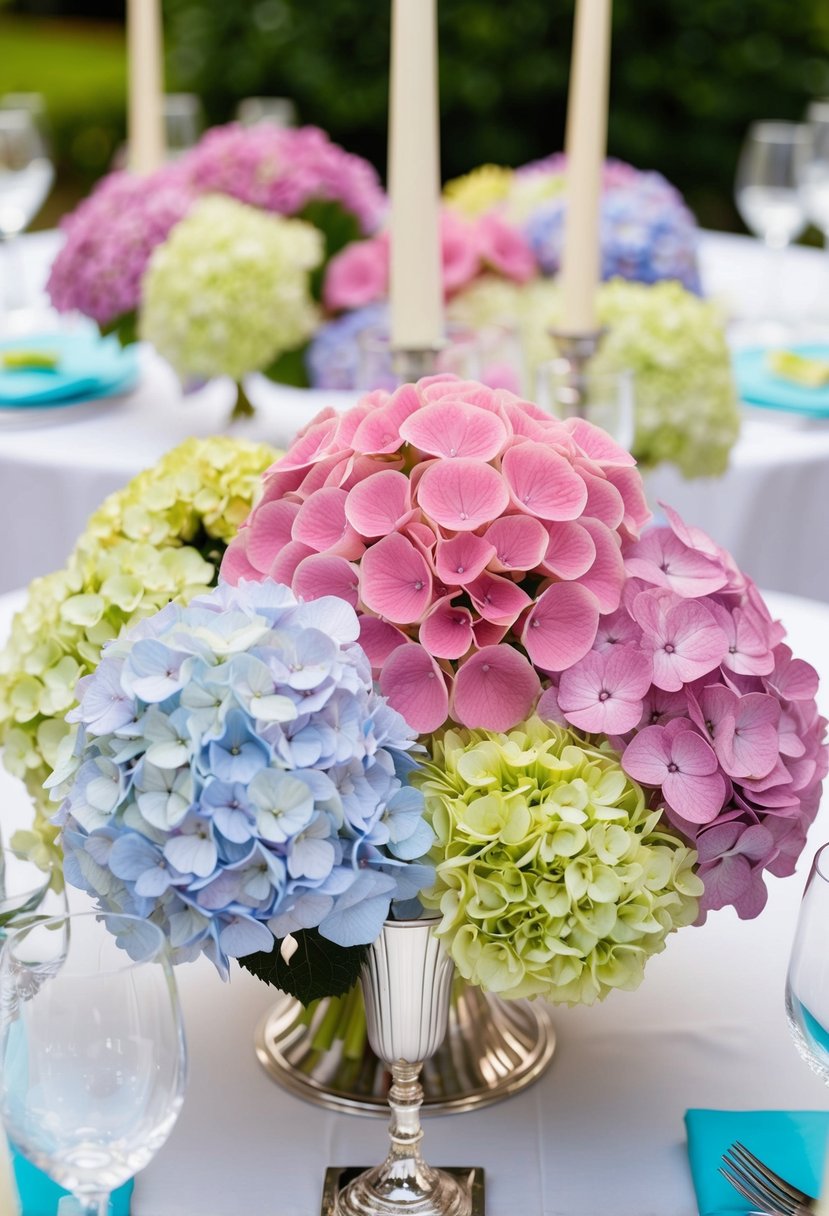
top-left (163, 0), bottom-right (829, 229)
top-left (239, 930), bottom-right (367, 1006)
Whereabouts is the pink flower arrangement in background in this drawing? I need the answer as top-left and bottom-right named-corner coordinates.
top-left (222, 376), bottom-right (826, 922)
top-left (47, 123), bottom-right (386, 329)
top-left (323, 208), bottom-right (536, 312)
top-left (177, 123), bottom-right (385, 235)
top-left (47, 167), bottom-right (194, 326)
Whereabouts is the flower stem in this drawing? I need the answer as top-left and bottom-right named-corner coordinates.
top-left (230, 380), bottom-right (256, 423)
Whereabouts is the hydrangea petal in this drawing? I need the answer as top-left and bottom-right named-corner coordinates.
top-left (379, 643), bottom-right (450, 733)
top-left (292, 554), bottom-right (360, 607)
top-left (399, 399), bottom-right (507, 460)
top-left (502, 441), bottom-right (588, 521)
top-left (417, 458), bottom-right (510, 531)
top-left (434, 532), bottom-right (496, 586)
top-left (292, 487), bottom-right (364, 558)
top-left (419, 597), bottom-right (475, 660)
top-left (452, 646), bottom-right (541, 731)
top-left (359, 532), bottom-right (434, 623)
top-left (523, 582), bottom-right (599, 672)
top-left (344, 470), bottom-right (412, 538)
top-left (541, 522), bottom-right (596, 580)
top-left (484, 515), bottom-right (548, 573)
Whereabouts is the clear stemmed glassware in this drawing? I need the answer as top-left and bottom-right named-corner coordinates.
top-left (798, 102), bottom-right (829, 247)
top-left (0, 105), bottom-right (54, 323)
top-left (0, 846), bottom-right (64, 941)
top-left (785, 842), bottom-right (829, 1080)
top-left (536, 360), bottom-right (635, 453)
top-left (0, 911), bottom-right (187, 1216)
top-left (735, 121), bottom-right (809, 329)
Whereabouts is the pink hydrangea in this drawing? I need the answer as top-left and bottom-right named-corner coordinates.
top-left (176, 123), bottom-right (386, 235)
top-left (543, 500), bottom-right (828, 921)
top-left (222, 375), bottom-right (647, 734)
top-left (47, 166), bottom-right (195, 325)
top-left (322, 209), bottom-right (537, 313)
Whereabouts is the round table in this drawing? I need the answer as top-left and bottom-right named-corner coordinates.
top-left (1, 586), bottom-right (828, 1216)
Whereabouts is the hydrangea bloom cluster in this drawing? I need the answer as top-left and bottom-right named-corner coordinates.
top-left (446, 276), bottom-right (739, 478)
top-left (47, 167), bottom-right (195, 327)
top-left (222, 375), bottom-right (650, 736)
top-left (446, 155), bottom-right (700, 292)
top-left (55, 581), bottom-right (433, 976)
top-left (0, 437), bottom-right (276, 866)
top-left (322, 208), bottom-right (535, 314)
top-left (538, 504), bottom-right (828, 920)
top-left (140, 196), bottom-right (322, 384)
top-left (177, 122), bottom-right (385, 235)
top-left (415, 716), bottom-right (702, 1004)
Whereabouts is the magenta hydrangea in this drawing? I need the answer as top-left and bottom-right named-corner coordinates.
top-left (177, 123), bottom-right (385, 235)
top-left (221, 376), bottom-right (650, 735)
top-left (323, 209), bottom-right (536, 313)
top-left (540, 502), bottom-right (828, 921)
top-left (47, 166), bottom-right (195, 326)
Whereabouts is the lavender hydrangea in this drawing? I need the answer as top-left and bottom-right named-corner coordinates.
top-left (47, 166), bottom-right (195, 327)
top-left (53, 580), bottom-right (433, 979)
top-left (519, 155), bottom-right (701, 292)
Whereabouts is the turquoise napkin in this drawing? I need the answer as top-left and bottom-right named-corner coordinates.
top-left (0, 332), bottom-right (139, 408)
top-left (685, 1108), bottom-right (829, 1215)
top-left (733, 344), bottom-right (829, 419)
top-left (12, 1149), bottom-right (133, 1216)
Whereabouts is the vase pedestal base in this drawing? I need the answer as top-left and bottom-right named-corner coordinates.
top-left (255, 985), bottom-right (556, 1117)
top-left (321, 1167), bottom-right (485, 1216)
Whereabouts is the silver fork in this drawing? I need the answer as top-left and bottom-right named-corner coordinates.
top-left (719, 1141), bottom-right (815, 1216)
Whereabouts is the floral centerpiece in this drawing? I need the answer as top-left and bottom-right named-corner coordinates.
top-left (46, 123), bottom-right (386, 408)
top-left (444, 155), bottom-right (701, 292)
top-left (55, 378), bottom-right (826, 1011)
top-left (0, 436), bottom-right (277, 871)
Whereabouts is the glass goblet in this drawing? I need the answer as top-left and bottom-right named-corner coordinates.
top-left (0, 911), bottom-right (187, 1216)
top-left (0, 106), bottom-right (54, 322)
top-left (536, 359), bottom-right (635, 453)
top-left (785, 842), bottom-right (829, 1079)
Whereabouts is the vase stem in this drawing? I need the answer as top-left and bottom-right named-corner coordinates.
top-left (386, 1059), bottom-right (425, 1165)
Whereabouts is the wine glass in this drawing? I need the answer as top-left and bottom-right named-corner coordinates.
top-left (785, 842), bottom-right (829, 1080)
top-left (0, 846), bottom-right (65, 942)
top-left (235, 97), bottom-right (297, 128)
top-left (0, 105), bottom-right (54, 323)
top-left (0, 911), bottom-right (187, 1216)
top-left (163, 94), bottom-right (204, 159)
top-left (798, 102), bottom-right (829, 245)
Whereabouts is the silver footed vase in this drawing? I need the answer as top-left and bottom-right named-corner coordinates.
top-left (335, 918), bottom-right (471, 1216)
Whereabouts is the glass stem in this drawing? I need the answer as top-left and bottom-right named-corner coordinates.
top-left (765, 237), bottom-right (787, 325)
top-left (82, 1197), bottom-right (110, 1216)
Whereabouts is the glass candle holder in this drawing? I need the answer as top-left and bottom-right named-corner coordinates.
top-left (536, 358), bottom-right (635, 451)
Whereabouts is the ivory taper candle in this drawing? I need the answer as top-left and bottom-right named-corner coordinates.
top-left (559, 0), bottom-right (612, 333)
top-left (0, 1134), bottom-right (20, 1216)
top-left (127, 0), bottom-right (166, 175)
top-left (388, 0), bottom-right (444, 350)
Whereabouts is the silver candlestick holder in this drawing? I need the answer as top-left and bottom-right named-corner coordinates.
top-left (546, 327), bottom-right (607, 419)
top-left (324, 919), bottom-right (484, 1216)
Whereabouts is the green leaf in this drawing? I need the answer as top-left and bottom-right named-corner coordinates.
top-left (238, 928), bottom-right (368, 1006)
top-left (262, 344), bottom-right (311, 388)
top-left (297, 199), bottom-right (363, 300)
top-left (101, 311), bottom-right (139, 348)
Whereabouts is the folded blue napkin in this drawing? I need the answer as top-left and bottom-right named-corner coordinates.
top-left (12, 1149), bottom-right (133, 1216)
top-left (733, 344), bottom-right (829, 419)
top-left (0, 331), bottom-right (139, 408)
top-left (685, 1108), bottom-right (829, 1215)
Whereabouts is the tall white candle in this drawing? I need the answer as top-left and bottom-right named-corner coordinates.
top-left (0, 1134), bottom-right (20, 1216)
top-left (127, 0), bottom-right (166, 175)
top-left (559, 0), bottom-right (612, 334)
top-left (388, 0), bottom-right (444, 351)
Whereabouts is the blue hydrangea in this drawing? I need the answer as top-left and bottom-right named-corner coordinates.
top-left (306, 300), bottom-right (388, 390)
top-left (524, 170), bottom-right (701, 293)
top-left (52, 580), bottom-right (434, 978)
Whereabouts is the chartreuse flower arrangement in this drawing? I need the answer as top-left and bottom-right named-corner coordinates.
top-left (49, 379), bottom-right (827, 1012)
top-left (141, 196), bottom-right (322, 419)
top-left (447, 276), bottom-right (739, 478)
top-left (54, 581), bottom-right (433, 1002)
top-left (415, 718), bottom-right (701, 1004)
top-left (0, 437), bottom-right (276, 870)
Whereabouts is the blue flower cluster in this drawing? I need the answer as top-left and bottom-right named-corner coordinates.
top-left (53, 580), bottom-right (434, 977)
top-left (524, 170), bottom-right (701, 292)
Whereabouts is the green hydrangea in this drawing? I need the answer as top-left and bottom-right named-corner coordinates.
top-left (0, 436), bottom-right (277, 867)
top-left (140, 194), bottom-right (323, 383)
top-left (414, 717), bottom-right (702, 1006)
top-left (448, 275), bottom-right (740, 478)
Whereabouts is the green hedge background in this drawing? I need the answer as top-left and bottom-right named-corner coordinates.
top-left (2, 0), bottom-right (829, 231)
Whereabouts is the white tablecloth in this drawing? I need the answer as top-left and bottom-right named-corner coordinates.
top-left (2, 230), bottom-right (829, 604)
top-left (1, 585), bottom-right (829, 1216)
